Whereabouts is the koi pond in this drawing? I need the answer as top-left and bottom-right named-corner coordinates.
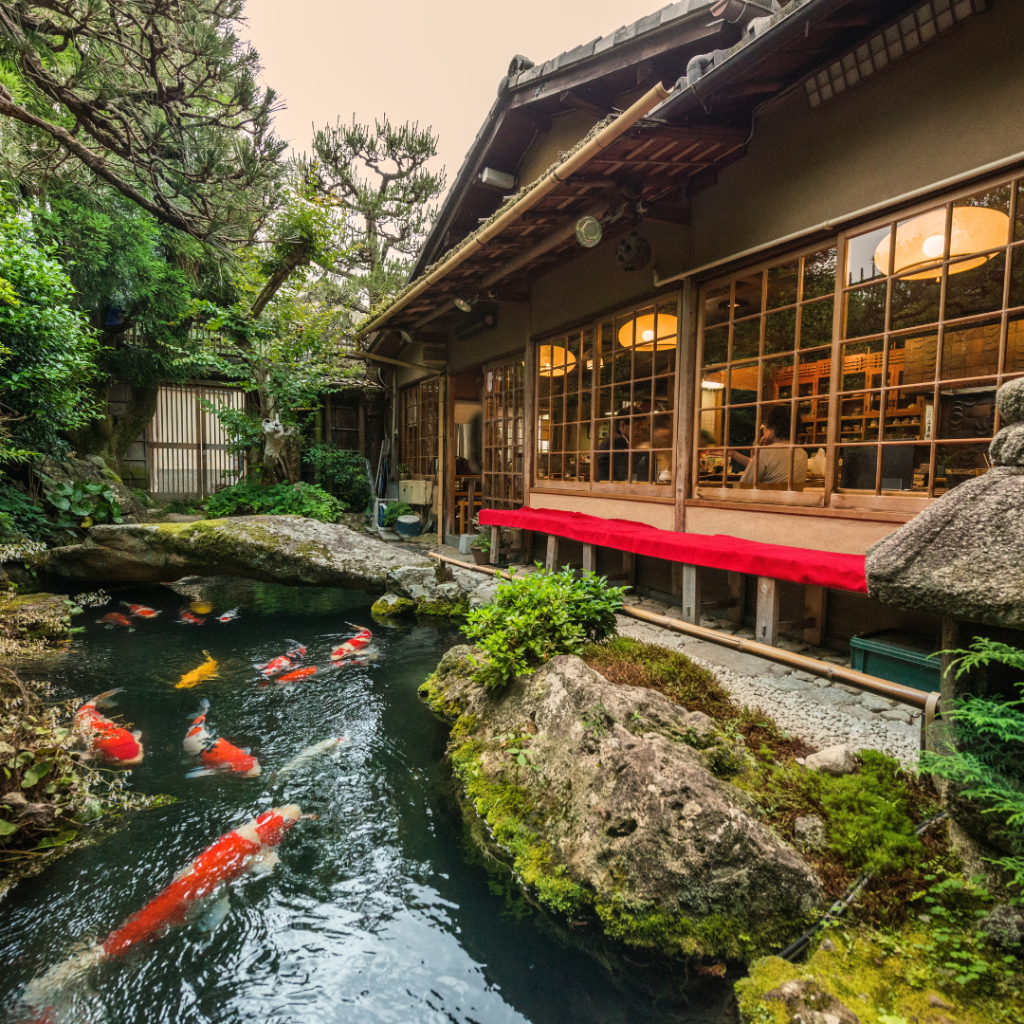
top-left (1, 578), bottom-right (735, 1023)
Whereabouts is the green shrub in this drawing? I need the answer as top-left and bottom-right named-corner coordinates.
top-left (39, 474), bottom-right (122, 529)
top-left (303, 442), bottom-right (372, 511)
top-left (0, 480), bottom-right (52, 541)
top-left (920, 638), bottom-right (1024, 892)
top-left (204, 481), bottom-right (343, 523)
top-left (382, 501), bottom-right (413, 528)
top-left (462, 566), bottom-right (626, 688)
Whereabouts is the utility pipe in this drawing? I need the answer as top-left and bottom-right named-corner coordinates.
top-left (427, 551), bottom-right (939, 716)
top-left (413, 199), bottom-right (611, 330)
top-left (652, 146), bottom-right (1024, 288)
top-left (357, 81), bottom-right (670, 338)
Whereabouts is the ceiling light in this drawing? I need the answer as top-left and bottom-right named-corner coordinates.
top-left (873, 206), bottom-right (1009, 280)
top-left (701, 380), bottom-right (725, 390)
top-left (575, 215), bottom-right (603, 248)
top-left (617, 313), bottom-right (678, 351)
top-left (454, 297), bottom-right (473, 313)
top-left (538, 344), bottom-right (576, 376)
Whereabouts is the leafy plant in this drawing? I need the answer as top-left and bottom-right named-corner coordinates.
top-left (396, 463), bottom-right (411, 478)
top-left (304, 442), bottom-right (372, 511)
top-left (204, 481), bottom-right (343, 523)
top-left (471, 527), bottom-right (491, 552)
top-left (462, 566), bottom-right (626, 689)
top-left (382, 501), bottom-right (413, 528)
top-left (0, 480), bottom-right (52, 541)
top-left (39, 475), bottom-right (122, 528)
top-left (920, 638), bottom-right (1024, 892)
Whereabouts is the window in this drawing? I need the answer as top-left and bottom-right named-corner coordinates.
top-left (482, 360), bottom-right (525, 509)
top-left (697, 246), bottom-right (837, 501)
top-left (535, 298), bottom-right (678, 494)
top-left (695, 170), bottom-right (1024, 508)
top-left (400, 378), bottom-right (439, 478)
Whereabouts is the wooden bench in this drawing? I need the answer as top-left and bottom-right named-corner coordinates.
top-left (481, 508), bottom-right (867, 649)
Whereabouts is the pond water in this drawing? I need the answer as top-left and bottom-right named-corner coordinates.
top-left (1, 578), bottom-right (736, 1024)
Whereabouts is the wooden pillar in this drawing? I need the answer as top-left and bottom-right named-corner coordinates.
top-left (522, 345), bottom-right (535, 508)
top-left (622, 551), bottom-right (635, 589)
top-left (437, 375), bottom-right (446, 547)
top-left (358, 396), bottom-right (366, 456)
top-left (582, 543), bottom-right (596, 574)
top-left (546, 535), bottom-right (559, 571)
top-left (523, 530), bottom-right (534, 565)
top-left (803, 585), bottom-right (827, 647)
top-left (756, 576), bottom-right (780, 647)
top-left (681, 564), bottom-right (701, 625)
top-left (726, 572), bottom-right (745, 625)
top-left (489, 524), bottom-right (500, 566)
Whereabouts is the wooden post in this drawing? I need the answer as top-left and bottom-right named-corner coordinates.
top-left (582, 543), bottom-right (596, 573)
top-left (489, 524), bottom-right (500, 566)
top-left (622, 551), bottom-right (635, 589)
top-left (546, 534), bottom-right (559, 571)
top-left (437, 375), bottom-right (446, 547)
top-left (524, 530), bottom-right (534, 565)
top-left (726, 572), bottom-right (745, 625)
top-left (681, 564), bottom-right (701, 625)
top-left (756, 576), bottom-right (780, 647)
top-left (803, 585), bottom-right (827, 647)
top-left (358, 396), bottom-right (366, 456)
top-left (522, 346), bottom-right (535, 508)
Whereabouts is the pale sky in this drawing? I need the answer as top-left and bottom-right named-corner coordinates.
top-left (242, 0), bottom-right (671, 192)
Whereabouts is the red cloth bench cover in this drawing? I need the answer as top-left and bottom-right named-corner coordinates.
top-left (478, 507), bottom-right (868, 594)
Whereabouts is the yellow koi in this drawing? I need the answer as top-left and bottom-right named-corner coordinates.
top-left (175, 651), bottom-right (219, 689)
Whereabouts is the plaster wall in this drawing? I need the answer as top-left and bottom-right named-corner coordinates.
top-left (446, 302), bottom-right (531, 373)
top-left (516, 109), bottom-right (600, 188)
top-left (688, 1), bottom-right (1024, 268)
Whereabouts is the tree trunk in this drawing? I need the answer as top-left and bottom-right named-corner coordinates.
top-left (66, 380), bottom-right (159, 477)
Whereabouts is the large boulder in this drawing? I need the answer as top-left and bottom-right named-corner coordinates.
top-left (421, 647), bottom-right (822, 963)
top-left (866, 377), bottom-right (1024, 630)
top-left (38, 456), bottom-right (143, 520)
top-left (37, 516), bottom-right (430, 591)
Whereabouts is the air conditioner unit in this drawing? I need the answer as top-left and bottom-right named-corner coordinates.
top-left (399, 479), bottom-right (434, 505)
top-left (421, 342), bottom-right (447, 368)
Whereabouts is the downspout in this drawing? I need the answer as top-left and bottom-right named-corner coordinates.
top-left (356, 81), bottom-right (670, 338)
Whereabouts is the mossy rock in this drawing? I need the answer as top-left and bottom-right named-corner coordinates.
top-left (0, 591), bottom-right (73, 649)
top-left (415, 595), bottom-right (468, 618)
top-left (371, 594), bottom-right (416, 620)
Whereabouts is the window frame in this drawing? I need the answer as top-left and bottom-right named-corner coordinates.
top-left (482, 357), bottom-right (525, 510)
top-left (399, 376), bottom-right (440, 480)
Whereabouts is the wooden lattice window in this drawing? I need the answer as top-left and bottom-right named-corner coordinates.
top-left (400, 377), bottom-right (439, 478)
top-left (482, 360), bottom-right (525, 509)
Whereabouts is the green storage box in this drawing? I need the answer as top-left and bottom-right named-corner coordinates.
top-left (849, 630), bottom-right (942, 692)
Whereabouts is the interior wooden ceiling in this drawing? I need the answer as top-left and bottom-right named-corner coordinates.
top-left (385, 122), bottom-right (747, 331)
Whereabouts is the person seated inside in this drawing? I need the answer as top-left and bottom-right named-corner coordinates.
top-left (596, 414), bottom-right (631, 481)
top-left (731, 405), bottom-right (807, 490)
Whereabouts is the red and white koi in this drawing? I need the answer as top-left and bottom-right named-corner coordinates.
top-left (177, 607), bottom-right (206, 626)
top-left (330, 625), bottom-right (372, 662)
top-left (21, 806), bottom-right (306, 1016)
top-left (276, 665), bottom-right (318, 684)
top-left (254, 640), bottom-right (306, 677)
top-left (74, 690), bottom-right (143, 766)
top-left (184, 700), bottom-right (260, 777)
top-left (120, 602), bottom-right (161, 619)
top-left (216, 606), bottom-right (240, 623)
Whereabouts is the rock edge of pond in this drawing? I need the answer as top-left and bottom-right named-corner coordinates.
top-left (419, 644), bottom-right (823, 966)
top-left (35, 515), bottom-right (431, 591)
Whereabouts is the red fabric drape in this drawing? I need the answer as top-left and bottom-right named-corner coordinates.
top-left (478, 507), bottom-right (868, 593)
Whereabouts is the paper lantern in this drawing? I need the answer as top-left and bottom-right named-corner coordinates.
top-left (617, 312), bottom-right (678, 351)
top-left (538, 344), bottom-right (576, 376)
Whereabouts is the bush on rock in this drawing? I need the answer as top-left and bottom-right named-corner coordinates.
top-left (204, 481), bottom-right (344, 523)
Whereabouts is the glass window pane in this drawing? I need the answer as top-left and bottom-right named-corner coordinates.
top-left (879, 444), bottom-right (931, 493)
top-left (846, 226), bottom-right (891, 285)
top-left (943, 251), bottom-right (1007, 320)
top-left (936, 442), bottom-right (992, 494)
top-left (896, 329), bottom-right (939, 386)
top-left (728, 363), bottom-right (758, 405)
top-left (765, 308), bottom-right (797, 354)
top-left (1008, 312), bottom-right (1024, 374)
top-left (799, 296), bottom-right (834, 348)
top-left (727, 408), bottom-right (757, 448)
top-left (1009, 245), bottom-right (1024, 309)
top-left (733, 317), bottom-right (761, 359)
top-left (1016, 180), bottom-right (1024, 242)
top-left (803, 247), bottom-right (837, 299)
top-left (597, 385), bottom-right (613, 418)
top-left (654, 376), bottom-right (674, 410)
top-left (655, 347), bottom-right (676, 377)
top-left (766, 261), bottom-right (799, 309)
top-left (762, 355), bottom-right (794, 402)
top-left (952, 185), bottom-right (1011, 251)
top-left (890, 273), bottom-right (941, 330)
top-left (937, 382), bottom-right (997, 439)
top-left (883, 388), bottom-right (931, 440)
top-left (699, 408), bottom-right (724, 448)
top-left (703, 325), bottom-right (728, 365)
top-left (704, 284), bottom-right (731, 326)
top-left (698, 445), bottom-right (725, 485)
top-left (844, 281), bottom-right (887, 338)
top-left (940, 317), bottom-right (1001, 380)
top-left (841, 339), bottom-right (884, 392)
top-left (839, 391), bottom-right (881, 442)
top-left (838, 444), bottom-right (879, 491)
top-left (734, 273), bottom-right (763, 317)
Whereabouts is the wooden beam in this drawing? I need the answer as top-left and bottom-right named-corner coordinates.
top-left (546, 534), bottom-right (559, 571)
top-left (681, 563), bottom-right (701, 625)
top-left (756, 576), bottom-right (780, 647)
top-left (804, 585), bottom-right (827, 647)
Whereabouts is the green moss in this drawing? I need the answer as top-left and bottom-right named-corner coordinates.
top-left (415, 596), bottom-right (468, 618)
top-left (371, 595), bottom-right (416, 620)
top-left (99, 467), bottom-right (123, 485)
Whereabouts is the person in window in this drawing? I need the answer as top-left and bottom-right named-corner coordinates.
top-left (731, 405), bottom-right (807, 489)
top-left (596, 415), bottom-right (631, 481)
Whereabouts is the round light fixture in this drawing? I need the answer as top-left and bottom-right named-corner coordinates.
top-left (615, 233), bottom-right (651, 272)
top-left (873, 206), bottom-right (1009, 280)
top-left (538, 344), bottom-right (576, 376)
top-left (617, 312), bottom-right (678, 351)
top-left (575, 215), bottom-right (603, 248)
top-left (453, 297), bottom-right (473, 313)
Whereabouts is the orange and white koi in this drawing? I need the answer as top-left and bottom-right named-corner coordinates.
top-left (330, 625), bottom-right (372, 662)
top-left (74, 690), bottom-right (143, 766)
top-left (276, 665), bottom-right (318, 684)
top-left (255, 640), bottom-right (306, 677)
top-left (183, 699), bottom-right (260, 776)
top-left (97, 611), bottom-right (133, 628)
top-left (121, 602), bottom-right (161, 619)
top-left (216, 607), bottom-right (240, 623)
top-left (175, 651), bottom-right (219, 689)
top-left (177, 607), bottom-right (206, 626)
top-left (21, 806), bottom-right (306, 1015)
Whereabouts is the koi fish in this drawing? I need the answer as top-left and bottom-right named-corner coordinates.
top-left (121, 602), bottom-right (161, 619)
top-left (175, 651), bottom-right (219, 690)
top-left (74, 690), bottom-right (143, 766)
top-left (269, 737), bottom-right (347, 784)
top-left (254, 640), bottom-right (306, 677)
top-left (330, 625), bottom-right (373, 662)
top-left (98, 611), bottom-right (133, 629)
top-left (276, 665), bottom-right (318, 684)
top-left (177, 607), bottom-right (206, 626)
top-left (216, 607), bottom-right (240, 623)
top-left (184, 700), bottom-right (260, 777)
top-left (21, 806), bottom-right (305, 1015)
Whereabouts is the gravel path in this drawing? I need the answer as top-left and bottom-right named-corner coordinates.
top-left (613, 603), bottom-right (921, 764)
